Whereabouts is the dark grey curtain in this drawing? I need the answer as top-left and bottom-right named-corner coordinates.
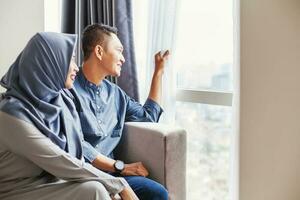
top-left (114, 1), bottom-right (139, 102)
top-left (61, 0), bottom-right (139, 101)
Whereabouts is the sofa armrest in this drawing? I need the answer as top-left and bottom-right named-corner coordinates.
top-left (115, 122), bottom-right (187, 200)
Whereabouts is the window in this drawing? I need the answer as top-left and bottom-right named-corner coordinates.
top-left (174, 1), bottom-right (234, 199)
top-left (175, 0), bottom-right (233, 92)
top-left (176, 102), bottom-right (232, 200)
top-left (133, 0), bottom-right (235, 199)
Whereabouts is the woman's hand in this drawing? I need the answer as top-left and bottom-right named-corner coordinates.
top-left (119, 186), bottom-right (139, 200)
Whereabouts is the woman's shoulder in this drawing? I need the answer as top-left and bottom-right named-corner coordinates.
top-left (0, 96), bottom-right (33, 123)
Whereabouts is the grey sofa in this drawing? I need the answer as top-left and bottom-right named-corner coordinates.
top-left (115, 122), bottom-right (187, 200)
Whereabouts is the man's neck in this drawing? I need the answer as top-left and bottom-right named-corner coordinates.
top-left (82, 60), bottom-right (106, 86)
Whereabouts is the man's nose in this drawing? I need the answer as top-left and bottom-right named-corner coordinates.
top-left (121, 54), bottom-right (125, 64)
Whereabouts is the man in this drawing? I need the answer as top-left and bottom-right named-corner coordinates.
top-left (74, 24), bottom-right (169, 200)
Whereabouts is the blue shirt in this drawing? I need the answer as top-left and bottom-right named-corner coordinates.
top-left (74, 69), bottom-right (163, 162)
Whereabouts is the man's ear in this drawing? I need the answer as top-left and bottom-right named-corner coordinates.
top-left (95, 45), bottom-right (104, 60)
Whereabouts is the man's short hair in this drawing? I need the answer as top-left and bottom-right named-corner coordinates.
top-left (81, 23), bottom-right (118, 61)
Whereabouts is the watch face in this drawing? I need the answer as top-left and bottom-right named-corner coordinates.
top-left (115, 160), bottom-right (125, 171)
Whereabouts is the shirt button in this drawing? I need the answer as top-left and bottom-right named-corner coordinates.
top-left (104, 134), bottom-right (108, 137)
top-left (96, 144), bottom-right (99, 148)
top-left (89, 83), bottom-right (93, 86)
top-left (98, 120), bottom-right (102, 124)
top-left (96, 91), bottom-right (100, 95)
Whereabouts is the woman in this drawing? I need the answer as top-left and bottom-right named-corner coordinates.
top-left (0, 32), bottom-right (138, 200)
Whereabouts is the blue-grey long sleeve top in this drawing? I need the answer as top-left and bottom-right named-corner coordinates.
top-left (74, 69), bottom-right (163, 162)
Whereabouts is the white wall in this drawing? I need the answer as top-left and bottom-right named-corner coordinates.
top-left (240, 0), bottom-right (300, 199)
top-left (0, 0), bottom-right (44, 92)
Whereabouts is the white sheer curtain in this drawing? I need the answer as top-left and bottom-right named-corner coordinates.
top-left (143, 0), bottom-right (180, 123)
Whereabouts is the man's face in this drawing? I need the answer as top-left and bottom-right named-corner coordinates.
top-left (100, 34), bottom-right (125, 77)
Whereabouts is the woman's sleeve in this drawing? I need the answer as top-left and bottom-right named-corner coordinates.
top-left (0, 112), bottom-right (128, 195)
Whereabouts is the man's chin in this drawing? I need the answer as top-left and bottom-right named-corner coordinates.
top-left (109, 68), bottom-right (121, 77)
top-left (115, 70), bottom-right (121, 77)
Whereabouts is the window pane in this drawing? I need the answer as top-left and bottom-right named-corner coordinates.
top-left (175, 101), bottom-right (232, 200)
top-left (174, 0), bottom-right (233, 91)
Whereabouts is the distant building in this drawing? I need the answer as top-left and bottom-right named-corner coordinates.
top-left (211, 63), bottom-right (233, 91)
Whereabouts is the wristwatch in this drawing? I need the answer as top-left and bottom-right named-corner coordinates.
top-left (114, 160), bottom-right (125, 173)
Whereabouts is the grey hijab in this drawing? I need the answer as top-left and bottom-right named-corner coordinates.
top-left (0, 32), bottom-right (82, 159)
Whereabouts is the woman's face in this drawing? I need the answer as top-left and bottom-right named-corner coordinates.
top-left (65, 56), bottom-right (79, 89)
